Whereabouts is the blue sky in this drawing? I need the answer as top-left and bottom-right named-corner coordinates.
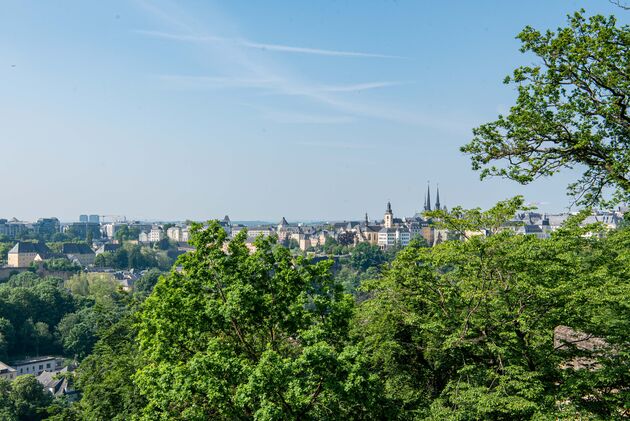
top-left (0, 0), bottom-right (626, 222)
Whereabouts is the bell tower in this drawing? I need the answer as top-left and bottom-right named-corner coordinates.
top-left (384, 202), bottom-right (393, 228)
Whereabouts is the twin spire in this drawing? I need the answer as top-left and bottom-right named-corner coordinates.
top-left (424, 183), bottom-right (441, 212)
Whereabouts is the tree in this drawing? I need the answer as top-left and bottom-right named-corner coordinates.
top-left (133, 221), bottom-right (390, 419)
top-left (134, 268), bottom-right (162, 296)
top-left (57, 308), bottom-right (98, 360)
top-left (113, 248), bottom-right (128, 269)
top-left (0, 242), bottom-right (14, 267)
top-left (9, 375), bottom-right (52, 421)
top-left (33, 322), bottom-right (52, 356)
top-left (462, 11), bottom-right (629, 206)
top-left (0, 318), bottom-right (12, 361)
top-left (43, 258), bottom-right (81, 273)
top-left (0, 379), bottom-right (16, 420)
top-left (357, 198), bottom-right (630, 418)
top-left (114, 225), bottom-right (140, 243)
top-left (350, 242), bottom-right (386, 272)
top-left (337, 231), bottom-right (356, 247)
top-left (76, 313), bottom-right (146, 420)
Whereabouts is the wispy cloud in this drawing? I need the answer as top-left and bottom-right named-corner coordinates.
top-left (133, 1), bottom-right (469, 131)
top-left (156, 74), bottom-right (407, 95)
top-left (135, 29), bottom-right (405, 59)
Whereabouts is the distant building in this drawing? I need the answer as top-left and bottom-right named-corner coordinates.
top-left (0, 362), bottom-right (17, 380)
top-left (166, 226), bottom-right (190, 243)
top-left (102, 223), bottom-right (122, 239)
top-left (66, 222), bottom-right (101, 241)
top-left (95, 243), bottom-right (122, 255)
top-left (34, 218), bottom-right (60, 238)
top-left (79, 215), bottom-right (88, 223)
top-left (88, 215), bottom-right (100, 224)
top-left (61, 243), bottom-right (95, 266)
top-left (220, 215), bottom-right (232, 237)
top-left (11, 356), bottom-right (63, 377)
top-left (139, 226), bottom-right (165, 243)
top-left (149, 226), bottom-right (164, 242)
top-left (384, 203), bottom-right (394, 229)
top-left (7, 242), bottom-right (54, 267)
top-left (378, 227), bottom-right (411, 249)
top-left (0, 218), bottom-right (29, 239)
top-left (37, 368), bottom-right (74, 397)
top-left (245, 226), bottom-right (273, 238)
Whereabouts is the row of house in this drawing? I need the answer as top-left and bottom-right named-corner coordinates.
top-left (0, 356), bottom-right (74, 398)
top-left (0, 356), bottom-right (64, 380)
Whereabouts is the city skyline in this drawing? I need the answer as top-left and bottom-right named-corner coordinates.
top-left (1, 1), bottom-right (625, 221)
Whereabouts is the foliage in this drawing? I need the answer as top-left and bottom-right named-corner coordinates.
top-left (94, 245), bottom-right (162, 270)
top-left (357, 198), bottom-right (630, 419)
top-left (0, 276), bottom-right (75, 357)
top-left (337, 231), bottom-right (356, 247)
top-left (56, 307), bottom-right (99, 360)
top-left (132, 221), bottom-right (390, 419)
top-left (0, 241), bottom-right (14, 266)
top-left (134, 268), bottom-right (162, 296)
top-left (9, 375), bottom-right (52, 420)
top-left (42, 258), bottom-right (81, 273)
top-left (75, 311), bottom-right (146, 420)
top-left (321, 237), bottom-right (349, 255)
top-left (462, 11), bottom-right (630, 206)
top-left (114, 225), bottom-right (141, 243)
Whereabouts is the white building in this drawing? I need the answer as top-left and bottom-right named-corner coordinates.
top-left (11, 356), bottom-right (63, 377)
top-left (138, 231), bottom-right (149, 243)
top-left (0, 362), bottom-right (16, 380)
top-left (378, 227), bottom-right (411, 249)
top-left (148, 226), bottom-right (164, 242)
top-left (166, 226), bottom-right (190, 243)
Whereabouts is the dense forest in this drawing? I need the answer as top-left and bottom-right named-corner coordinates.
top-left (0, 9), bottom-right (628, 420)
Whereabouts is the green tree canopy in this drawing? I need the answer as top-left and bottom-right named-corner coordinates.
top-left (9, 375), bottom-right (52, 421)
top-left (133, 221), bottom-right (390, 419)
top-left (462, 11), bottom-right (629, 206)
top-left (357, 198), bottom-right (630, 419)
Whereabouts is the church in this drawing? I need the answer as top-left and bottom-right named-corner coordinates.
top-left (355, 185), bottom-right (446, 249)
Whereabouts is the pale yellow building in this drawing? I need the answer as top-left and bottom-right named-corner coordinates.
top-left (7, 242), bottom-right (53, 268)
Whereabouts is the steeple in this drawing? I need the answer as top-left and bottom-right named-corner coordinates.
top-left (424, 184), bottom-right (432, 211)
top-left (365, 212), bottom-right (369, 225)
top-left (384, 202), bottom-right (393, 228)
top-left (435, 186), bottom-right (441, 211)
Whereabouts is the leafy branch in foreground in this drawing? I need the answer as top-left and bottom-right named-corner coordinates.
top-left (133, 221), bottom-right (392, 420)
top-left (462, 11), bottom-right (629, 206)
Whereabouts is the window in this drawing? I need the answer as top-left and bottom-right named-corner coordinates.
top-left (46, 363), bottom-right (51, 368)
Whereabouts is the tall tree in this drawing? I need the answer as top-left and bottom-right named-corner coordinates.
top-left (9, 375), bottom-right (52, 421)
top-left (133, 221), bottom-right (390, 419)
top-left (462, 11), bottom-right (629, 205)
top-left (357, 198), bottom-right (630, 418)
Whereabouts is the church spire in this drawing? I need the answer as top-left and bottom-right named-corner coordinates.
top-left (435, 186), bottom-right (441, 211)
top-left (384, 202), bottom-right (393, 228)
top-left (365, 212), bottom-right (369, 225)
top-left (424, 184), bottom-right (431, 211)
